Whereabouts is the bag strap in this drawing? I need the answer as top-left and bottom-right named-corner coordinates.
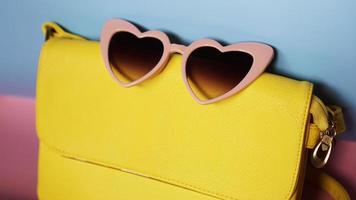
top-left (306, 96), bottom-right (350, 199)
top-left (42, 22), bottom-right (86, 41)
top-left (307, 165), bottom-right (351, 200)
top-left (307, 96), bottom-right (345, 149)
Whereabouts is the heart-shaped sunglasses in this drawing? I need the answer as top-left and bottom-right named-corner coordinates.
top-left (100, 19), bottom-right (274, 104)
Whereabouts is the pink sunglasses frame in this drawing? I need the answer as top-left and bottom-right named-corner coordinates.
top-left (100, 19), bottom-right (274, 104)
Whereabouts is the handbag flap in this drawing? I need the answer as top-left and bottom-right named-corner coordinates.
top-left (37, 32), bottom-right (313, 199)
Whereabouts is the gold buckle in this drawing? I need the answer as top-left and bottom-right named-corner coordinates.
top-left (311, 111), bottom-right (337, 168)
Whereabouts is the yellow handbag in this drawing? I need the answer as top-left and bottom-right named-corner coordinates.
top-left (36, 22), bottom-right (350, 200)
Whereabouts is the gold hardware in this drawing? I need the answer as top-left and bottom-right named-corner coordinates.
top-left (311, 111), bottom-right (337, 168)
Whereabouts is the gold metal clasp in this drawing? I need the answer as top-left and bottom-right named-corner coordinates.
top-left (311, 113), bottom-right (337, 168)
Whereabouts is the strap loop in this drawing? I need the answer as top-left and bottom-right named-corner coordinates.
top-left (307, 96), bottom-right (345, 149)
top-left (42, 22), bottom-right (86, 41)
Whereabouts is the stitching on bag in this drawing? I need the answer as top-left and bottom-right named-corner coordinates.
top-left (284, 82), bottom-right (313, 199)
top-left (66, 156), bottom-right (227, 200)
top-left (40, 140), bottom-right (234, 200)
top-left (37, 41), bottom-right (50, 75)
top-left (37, 39), bottom-right (61, 75)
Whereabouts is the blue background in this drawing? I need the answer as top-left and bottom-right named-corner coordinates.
top-left (1, 0), bottom-right (355, 139)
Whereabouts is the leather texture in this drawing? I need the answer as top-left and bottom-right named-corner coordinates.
top-left (36, 22), bottom-right (346, 200)
top-left (37, 143), bottom-right (223, 200)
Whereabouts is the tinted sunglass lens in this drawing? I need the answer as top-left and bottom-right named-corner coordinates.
top-left (108, 32), bottom-right (164, 83)
top-left (186, 47), bottom-right (253, 101)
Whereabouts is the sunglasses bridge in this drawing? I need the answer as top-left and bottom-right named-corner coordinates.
top-left (169, 43), bottom-right (186, 54)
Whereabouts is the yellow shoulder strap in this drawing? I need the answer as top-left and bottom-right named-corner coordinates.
top-left (307, 96), bottom-right (346, 149)
top-left (307, 165), bottom-right (351, 200)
